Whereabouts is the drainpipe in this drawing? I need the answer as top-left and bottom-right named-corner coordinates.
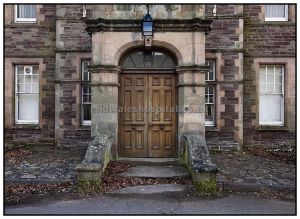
top-left (83, 4), bottom-right (86, 18)
top-left (213, 4), bottom-right (217, 16)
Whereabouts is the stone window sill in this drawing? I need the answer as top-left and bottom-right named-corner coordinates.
top-left (205, 127), bottom-right (219, 132)
top-left (256, 126), bottom-right (289, 131)
top-left (11, 124), bottom-right (41, 130)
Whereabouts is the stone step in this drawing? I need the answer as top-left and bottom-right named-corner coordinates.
top-left (119, 165), bottom-right (190, 178)
top-left (108, 184), bottom-right (193, 195)
top-left (117, 158), bottom-right (179, 166)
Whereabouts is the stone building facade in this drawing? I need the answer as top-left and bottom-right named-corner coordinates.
top-left (4, 4), bottom-right (296, 157)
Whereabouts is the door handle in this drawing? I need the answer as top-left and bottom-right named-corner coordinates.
top-left (149, 123), bottom-right (153, 127)
top-left (160, 125), bottom-right (164, 130)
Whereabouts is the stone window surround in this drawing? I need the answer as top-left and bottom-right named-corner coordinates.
top-left (253, 57), bottom-right (294, 130)
top-left (14, 4), bottom-right (37, 23)
top-left (260, 4), bottom-right (296, 23)
top-left (5, 4), bottom-right (43, 25)
top-left (5, 58), bottom-right (45, 128)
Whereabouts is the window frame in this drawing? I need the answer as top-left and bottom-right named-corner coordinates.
top-left (258, 64), bottom-right (285, 126)
top-left (265, 5), bottom-right (288, 22)
top-left (81, 60), bottom-right (91, 126)
top-left (205, 60), bottom-right (216, 127)
top-left (14, 4), bottom-right (37, 23)
top-left (15, 65), bottom-right (39, 124)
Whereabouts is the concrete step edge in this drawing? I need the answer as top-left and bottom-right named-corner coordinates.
top-left (107, 184), bottom-right (193, 195)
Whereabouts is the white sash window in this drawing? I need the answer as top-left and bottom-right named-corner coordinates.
top-left (15, 5), bottom-right (37, 23)
top-left (259, 65), bottom-right (284, 125)
top-left (205, 60), bottom-right (216, 126)
top-left (15, 65), bottom-right (39, 124)
top-left (81, 60), bottom-right (91, 125)
top-left (265, 5), bottom-right (288, 21)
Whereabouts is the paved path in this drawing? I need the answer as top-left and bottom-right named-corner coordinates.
top-left (5, 146), bottom-right (86, 183)
top-left (211, 152), bottom-right (295, 189)
top-left (5, 146), bottom-right (296, 193)
top-left (5, 194), bottom-right (295, 215)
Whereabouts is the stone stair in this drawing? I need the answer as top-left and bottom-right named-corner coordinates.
top-left (108, 164), bottom-right (192, 195)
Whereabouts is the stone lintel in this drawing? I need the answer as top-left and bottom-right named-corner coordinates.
top-left (54, 79), bottom-right (91, 84)
top-left (88, 65), bottom-right (121, 74)
top-left (176, 65), bottom-right (209, 73)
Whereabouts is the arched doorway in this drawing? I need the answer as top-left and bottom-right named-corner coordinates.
top-left (118, 49), bottom-right (177, 158)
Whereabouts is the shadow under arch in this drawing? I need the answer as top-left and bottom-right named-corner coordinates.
top-left (116, 40), bottom-right (183, 67)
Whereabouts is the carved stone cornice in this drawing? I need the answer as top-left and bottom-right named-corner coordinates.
top-left (85, 18), bottom-right (213, 35)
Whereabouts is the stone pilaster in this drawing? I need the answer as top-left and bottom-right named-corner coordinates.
top-left (89, 65), bottom-right (120, 157)
top-left (176, 65), bottom-right (209, 153)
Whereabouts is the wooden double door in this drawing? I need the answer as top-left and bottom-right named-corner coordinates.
top-left (119, 73), bottom-right (177, 158)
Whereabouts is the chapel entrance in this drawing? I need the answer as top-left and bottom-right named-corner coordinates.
top-left (118, 50), bottom-right (177, 158)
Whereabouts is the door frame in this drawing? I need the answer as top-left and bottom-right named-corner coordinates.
top-left (117, 69), bottom-right (178, 159)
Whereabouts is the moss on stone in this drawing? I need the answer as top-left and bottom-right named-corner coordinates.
top-left (193, 178), bottom-right (217, 195)
top-left (77, 179), bottom-right (102, 195)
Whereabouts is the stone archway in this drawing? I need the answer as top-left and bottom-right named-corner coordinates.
top-left (89, 33), bottom-right (209, 159)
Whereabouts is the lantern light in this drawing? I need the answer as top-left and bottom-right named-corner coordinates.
top-left (142, 5), bottom-right (154, 49)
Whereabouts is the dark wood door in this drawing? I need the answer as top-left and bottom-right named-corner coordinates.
top-left (119, 74), bottom-right (176, 158)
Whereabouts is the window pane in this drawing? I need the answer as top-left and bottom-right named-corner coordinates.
top-left (205, 104), bottom-right (214, 123)
top-left (17, 5), bottom-right (36, 19)
top-left (83, 94), bottom-right (91, 103)
top-left (25, 75), bottom-right (31, 84)
top-left (18, 94), bottom-right (38, 120)
top-left (25, 84), bottom-right (31, 93)
top-left (17, 84), bottom-right (25, 93)
top-left (205, 95), bottom-right (208, 104)
top-left (17, 75), bottom-right (24, 84)
top-left (32, 75), bottom-right (39, 84)
top-left (209, 95), bottom-right (214, 103)
top-left (16, 65), bottom-right (24, 74)
top-left (83, 104), bottom-right (91, 121)
top-left (266, 5), bottom-right (285, 18)
top-left (122, 51), bottom-right (175, 69)
top-left (205, 84), bottom-right (215, 125)
top-left (274, 66), bottom-right (283, 83)
top-left (82, 60), bottom-right (91, 81)
top-left (205, 60), bottom-right (215, 81)
top-left (259, 95), bottom-right (282, 123)
top-left (275, 84), bottom-right (282, 94)
top-left (32, 84), bottom-right (39, 93)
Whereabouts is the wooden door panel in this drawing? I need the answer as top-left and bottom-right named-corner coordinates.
top-left (119, 74), bottom-right (148, 157)
top-left (148, 75), bottom-right (176, 158)
top-left (120, 73), bottom-right (176, 158)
